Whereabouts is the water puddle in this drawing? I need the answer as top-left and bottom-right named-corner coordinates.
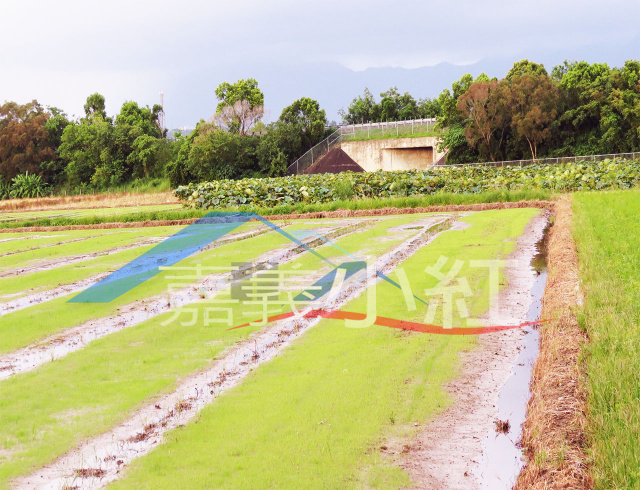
top-left (477, 225), bottom-right (549, 489)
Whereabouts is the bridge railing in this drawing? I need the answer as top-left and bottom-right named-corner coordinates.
top-left (339, 118), bottom-right (441, 140)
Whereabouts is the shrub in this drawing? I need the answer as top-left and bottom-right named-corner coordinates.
top-left (9, 172), bottom-right (50, 199)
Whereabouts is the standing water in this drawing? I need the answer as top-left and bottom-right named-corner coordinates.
top-left (476, 226), bottom-right (549, 489)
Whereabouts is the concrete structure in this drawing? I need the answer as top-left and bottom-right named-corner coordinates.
top-left (340, 136), bottom-right (445, 172)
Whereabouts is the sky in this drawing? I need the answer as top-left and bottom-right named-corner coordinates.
top-left (1, 0), bottom-right (638, 128)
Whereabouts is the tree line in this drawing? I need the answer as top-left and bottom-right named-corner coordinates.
top-left (2, 59), bottom-right (639, 198)
top-left (0, 79), bottom-right (330, 198)
top-left (340, 59), bottom-right (640, 163)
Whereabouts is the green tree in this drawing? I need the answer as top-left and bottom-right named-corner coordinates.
top-left (339, 88), bottom-right (380, 124)
top-left (215, 78), bottom-right (264, 112)
top-left (59, 116), bottom-right (116, 187)
top-left (83, 93), bottom-right (108, 120)
top-left (256, 122), bottom-right (303, 177)
top-left (600, 60), bottom-right (640, 153)
top-left (505, 60), bottom-right (548, 82)
top-left (214, 79), bottom-right (264, 135)
top-left (552, 61), bottom-right (611, 155)
top-left (417, 97), bottom-right (441, 118)
top-left (186, 123), bottom-right (260, 181)
top-left (278, 97), bottom-right (327, 150)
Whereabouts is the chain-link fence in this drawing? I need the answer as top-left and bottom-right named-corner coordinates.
top-left (286, 130), bottom-right (343, 175)
top-left (441, 152), bottom-right (640, 168)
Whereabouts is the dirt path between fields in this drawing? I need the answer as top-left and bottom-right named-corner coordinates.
top-left (0, 219), bottom-right (383, 380)
top-left (12, 217), bottom-right (453, 490)
top-left (0, 234), bottom-right (105, 260)
top-left (387, 211), bottom-right (549, 489)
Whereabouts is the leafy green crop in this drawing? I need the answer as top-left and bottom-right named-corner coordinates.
top-left (174, 158), bottom-right (640, 209)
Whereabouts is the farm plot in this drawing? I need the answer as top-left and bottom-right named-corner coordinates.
top-left (0, 207), bottom-right (546, 489)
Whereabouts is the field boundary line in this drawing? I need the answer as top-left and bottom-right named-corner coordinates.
top-left (515, 196), bottom-right (592, 488)
top-left (12, 218), bottom-right (453, 489)
top-left (0, 226), bottom-right (273, 316)
top-left (0, 200), bottom-right (554, 233)
top-left (0, 220), bottom-right (374, 379)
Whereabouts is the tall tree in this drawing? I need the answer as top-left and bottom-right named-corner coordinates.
top-left (0, 100), bottom-right (56, 181)
top-left (279, 97), bottom-right (327, 149)
top-left (507, 74), bottom-right (559, 159)
top-left (506, 60), bottom-right (548, 82)
top-left (600, 60), bottom-right (640, 152)
top-left (457, 79), bottom-right (509, 161)
top-left (339, 88), bottom-right (380, 124)
top-left (83, 93), bottom-right (108, 120)
top-left (214, 79), bottom-right (264, 134)
top-left (214, 100), bottom-right (264, 136)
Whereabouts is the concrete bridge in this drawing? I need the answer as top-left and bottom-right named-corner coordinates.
top-left (340, 136), bottom-right (446, 172)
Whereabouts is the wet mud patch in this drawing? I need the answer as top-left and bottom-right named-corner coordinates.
top-left (11, 218), bottom-right (453, 490)
top-left (393, 210), bottom-right (549, 489)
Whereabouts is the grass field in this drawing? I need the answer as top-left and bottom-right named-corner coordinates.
top-left (112, 208), bottom-right (537, 489)
top-left (5, 183), bottom-right (640, 488)
top-left (0, 200), bottom-right (549, 489)
top-left (573, 190), bottom-right (640, 488)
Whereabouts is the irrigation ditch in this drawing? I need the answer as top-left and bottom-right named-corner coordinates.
top-left (389, 210), bottom-right (550, 489)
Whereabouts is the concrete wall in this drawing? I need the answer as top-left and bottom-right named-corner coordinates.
top-left (340, 136), bottom-right (445, 172)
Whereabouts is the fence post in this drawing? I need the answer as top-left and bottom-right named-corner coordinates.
top-left (396, 121), bottom-right (398, 137)
top-left (412, 119), bottom-right (414, 134)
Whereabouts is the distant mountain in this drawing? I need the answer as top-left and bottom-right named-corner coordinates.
top-left (161, 42), bottom-right (639, 128)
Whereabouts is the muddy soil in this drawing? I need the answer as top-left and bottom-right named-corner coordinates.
top-left (391, 211), bottom-right (549, 489)
top-left (0, 219), bottom-right (383, 380)
top-left (0, 225), bottom-right (277, 315)
top-left (12, 217), bottom-right (453, 490)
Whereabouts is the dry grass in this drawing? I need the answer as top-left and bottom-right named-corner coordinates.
top-left (515, 196), bottom-right (592, 489)
top-left (0, 190), bottom-right (178, 213)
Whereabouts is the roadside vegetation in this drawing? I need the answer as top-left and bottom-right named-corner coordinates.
top-left (0, 189), bottom-right (550, 230)
top-left (573, 190), bottom-right (640, 488)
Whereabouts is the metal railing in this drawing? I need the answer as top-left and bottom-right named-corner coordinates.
top-left (440, 151), bottom-right (640, 168)
top-left (286, 129), bottom-right (343, 175)
top-left (339, 118), bottom-right (441, 140)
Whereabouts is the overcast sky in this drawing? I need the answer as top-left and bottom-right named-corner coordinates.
top-left (1, 0), bottom-right (638, 127)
